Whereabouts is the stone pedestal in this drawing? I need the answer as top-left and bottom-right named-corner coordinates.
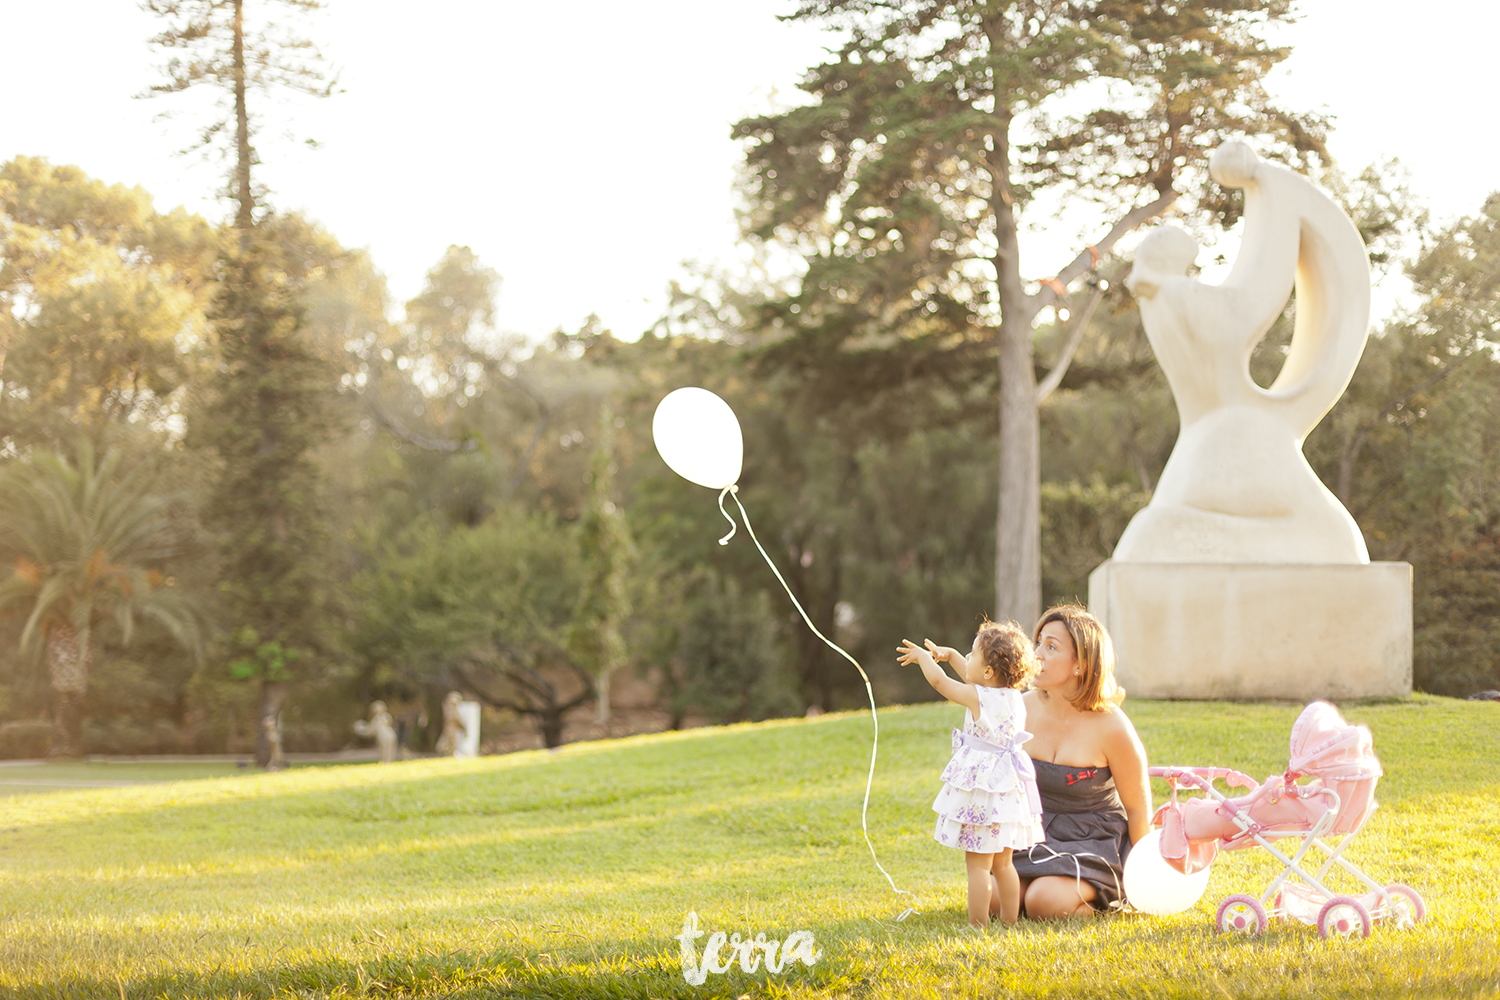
top-left (1088, 561), bottom-right (1412, 701)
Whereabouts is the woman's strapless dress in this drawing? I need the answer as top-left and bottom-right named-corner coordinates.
top-left (1012, 758), bottom-right (1132, 911)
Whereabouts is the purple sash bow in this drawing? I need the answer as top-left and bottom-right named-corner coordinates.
top-left (952, 728), bottom-right (1042, 816)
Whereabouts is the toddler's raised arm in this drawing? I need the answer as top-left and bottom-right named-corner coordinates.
top-left (897, 639), bottom-right (980, 717)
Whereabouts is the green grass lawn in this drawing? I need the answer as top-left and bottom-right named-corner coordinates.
top-left (0, 695), bottom-right (1496, 999)
top-left (0, 761), bottom-right (353, 797)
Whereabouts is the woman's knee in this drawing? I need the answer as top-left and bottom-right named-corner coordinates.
top-left (1023, 877), bottom-right (1096, 919)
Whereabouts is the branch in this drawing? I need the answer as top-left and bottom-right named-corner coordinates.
top-left (507, 409), bottom-right (552, 498)
top-left (1035, 282), bottom-right (1107, 404)
top-left (454, 664), bottom-right (532, 715)
top-left (1033, 188), bottom-right (1178, 309)
top-left (553, 661), bottom-right (597, 713)
top-left (364, 386), bottom-right (477, 453)
top-left (495, 659), bottom-right (555, 702)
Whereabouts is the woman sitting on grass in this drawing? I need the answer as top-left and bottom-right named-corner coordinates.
top-left (1011, 604), bottom-right (1152, 918)
top-left (898, 621), bottom-right (1044, 928)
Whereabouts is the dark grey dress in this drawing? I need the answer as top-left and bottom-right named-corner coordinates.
top-left (1012, 758), bottom-right (1132, 912)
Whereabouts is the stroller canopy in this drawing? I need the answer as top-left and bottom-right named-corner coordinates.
top-left (1286, 701), bottom-right (1381, 834)
top-left (1288, 701), bottom-right (1382, 782)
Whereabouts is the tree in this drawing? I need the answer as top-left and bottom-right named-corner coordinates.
top-left (0, 445), bottom-right (203, 757)
top-left (0, 157), bottom-right (216, 451)
top-left (569, 404), bottom-right (633, 722)
top-left (190, 217), bottom-right (347, 766)
top-left (352, 513), bottom-right (590, 749)
top-left (1306, 193), bottom-right (1500, 695)
top-left (735, 0), bottom-right (1326, 624)
top-left (142, 0), bottom-right (343, 767)
top-left (667, 570), bottom-right (795, 726)
top-left (140, 0), bottom-right (336, 231)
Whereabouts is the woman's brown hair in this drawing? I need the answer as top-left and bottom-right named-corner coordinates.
top-left (1034, 604), bottom-right (1125, 712)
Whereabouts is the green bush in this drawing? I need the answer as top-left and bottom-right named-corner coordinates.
top-left (669, 571), bottom-right (800, 725)
top-left (0, 719), bottom-right (51, 758)
top-left (83, 718), bottom-right (188, 756)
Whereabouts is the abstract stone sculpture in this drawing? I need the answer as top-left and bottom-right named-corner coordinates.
top-left (1115, 140), bottom-right (1369, 564)
top-left (1089, 140), bottom-right (1412, 701)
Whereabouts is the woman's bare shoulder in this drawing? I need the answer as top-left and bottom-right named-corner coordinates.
top-left (1094, 706), bottom-right (1147, 762)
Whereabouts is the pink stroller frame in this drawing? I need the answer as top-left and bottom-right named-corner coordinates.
top-left (1148, 701), bottom-right (1426, 938)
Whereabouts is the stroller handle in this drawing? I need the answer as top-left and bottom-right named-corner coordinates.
top-left (1149, 766), bottom-right (1258, 790)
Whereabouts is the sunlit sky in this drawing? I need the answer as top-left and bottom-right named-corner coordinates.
top-left (4, 1), bottom-right (1496, 340)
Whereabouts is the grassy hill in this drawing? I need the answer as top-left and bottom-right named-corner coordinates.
top-left (0, 696), bottom-right (1496, 999)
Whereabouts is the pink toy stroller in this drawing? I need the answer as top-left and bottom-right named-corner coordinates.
top-left (1148, 701), bottom-right (1426, 938)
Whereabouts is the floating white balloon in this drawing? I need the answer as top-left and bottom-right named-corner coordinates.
top-left (651, 387), bottom-right (743, 490)
top-left (1123, 829), bottom-right (1213, 915)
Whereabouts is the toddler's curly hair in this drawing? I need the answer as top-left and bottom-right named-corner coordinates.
top-left (975, 619), bottom-right (1038, 689)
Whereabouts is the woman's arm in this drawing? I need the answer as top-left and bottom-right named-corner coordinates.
top-left (1102, 710), bottom-right (1153, 845)
top-left (897, 640), bottom-right (980, 716)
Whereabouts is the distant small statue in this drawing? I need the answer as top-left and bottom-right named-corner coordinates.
top-left (353, 700), bottom-right (398, 763)
top-left (263, 715), bottom-right (286, 772)
top-left (434, 691), bottom-right (468, 757)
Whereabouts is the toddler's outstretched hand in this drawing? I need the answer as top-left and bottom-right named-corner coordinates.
top-left (925, 640), bottom-right (963, 665)
top-left (896, 639), bottom-right (937, 671)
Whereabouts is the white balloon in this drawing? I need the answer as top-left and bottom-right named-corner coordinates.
top-left (1123, 829), bottom-right (1212, 915)
top-left (652, 387), bottom-right (744, 490)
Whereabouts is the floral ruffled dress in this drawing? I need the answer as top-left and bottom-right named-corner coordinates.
top-left (933, 685), bottom-right (1045, 853)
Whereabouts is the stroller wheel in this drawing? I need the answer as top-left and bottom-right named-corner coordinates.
top-left (1317, 896), bottom-right (1372, 940)
top-left (1215, 894), bottom-right (1267, 936)
top-left (1381, 884), bottom-right (1426, 928)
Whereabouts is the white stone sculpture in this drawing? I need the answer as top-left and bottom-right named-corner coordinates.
top-left (434, 691), bottom-right (468, 757)
top-left (456, 700), bottom-right (481, 759)
top-left (1114, 140), bottom-right (1370, 564)
top-left (1089, 139), bottom-right (1411, 701)
top-left (353, 700), bottom-right (397, 763)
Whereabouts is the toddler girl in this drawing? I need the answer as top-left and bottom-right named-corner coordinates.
top-left (898, 622), bottom-right (1043, 928)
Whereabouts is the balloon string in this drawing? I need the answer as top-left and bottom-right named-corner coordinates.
top-left (719, 487), bottom-right (919, 920)
top-left (716, 486), bottom-right (738, 545)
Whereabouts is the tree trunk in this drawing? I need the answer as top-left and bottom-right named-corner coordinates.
top-left (995, 315), bottom-right (1043, 629)
top-left (539, 710), bottom-right (565, 749)
top-left (596, 668), bottom-right (611, 724)
top-left (986, 101), bottom-right (1043, 630)
top-left (46, 621), bottom-right (90, 758)
top-left (255, 679), bottom-right (290, 768)
top-left (49, 691), bottom-right (86, 759)
top-left (232, 0), bottom-right (253, 232)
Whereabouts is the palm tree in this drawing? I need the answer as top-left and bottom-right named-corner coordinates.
top-left (0, 444), bottom-right (203, 757)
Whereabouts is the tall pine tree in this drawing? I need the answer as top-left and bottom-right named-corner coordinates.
top-left (142, 0), bottom-right (341, 765)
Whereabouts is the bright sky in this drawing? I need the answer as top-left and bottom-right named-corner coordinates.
top-left (3, 1), bottom-right (1496, 341)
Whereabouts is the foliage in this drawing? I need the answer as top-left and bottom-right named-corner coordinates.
top-left (140, 0), bottom-right (337, 227)
top-left (0, 698), bottom-right (1493, 997)
top-left (0, 445), bottom-right (203, 756)
top-left (735, 0), bottom-right (1328, 624)
top-left (1307, 194), bottom-right (1500, 696)
top-left (1038, 478), bottom-right (1150, 605)
top-left (568, 405), bottom-right (634, 721)
top-left (0, 157), bottom-right (216, 450)
top-left (352, 511), bottom-right (588, 748)
top-left (0, 720), bottom-right (51, 759)
top-left (189, 220), bottom-right (348, 762)
top-left (664, 569), bottom-right (797, 726)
